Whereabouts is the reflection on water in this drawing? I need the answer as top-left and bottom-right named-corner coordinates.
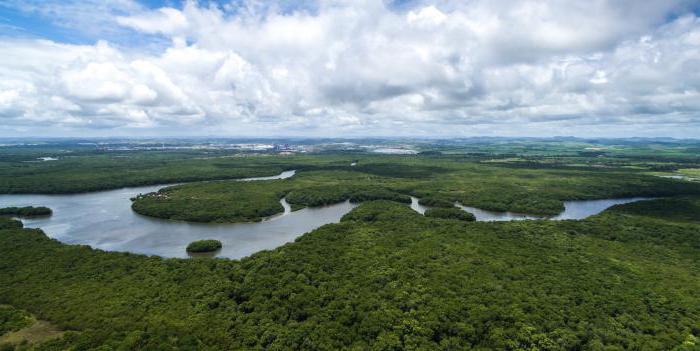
top-left (454, 203), bottom-right (542, 221)
top-left (551, 198), bottom-right (652, 220)
top-left (0, 171), bottom-right (357, 259)
top-left (410, 196), bottom-right (428, 215)
top-left (454, 198), bottom-right (652, 221)
top-left (187, 249), bottom-right (222, 259)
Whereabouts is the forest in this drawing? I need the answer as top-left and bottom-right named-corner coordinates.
top-left (186, 240), bottom-right (223, 253)
top-left (424, 207), bottom-right (476, 221)
top-left (0, 207), bottom-right (52, 217)
top-left (0, 142), bottom-right (699, 350)
top-left (130, 156), bottom-right (700, 222)
top-left (0, 197), bottom-right (699, 350)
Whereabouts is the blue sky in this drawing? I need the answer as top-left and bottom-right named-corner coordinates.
top-left (0, 0), bottom-right (424, 44)
top-left (1, 0), bottom-right (700, 137)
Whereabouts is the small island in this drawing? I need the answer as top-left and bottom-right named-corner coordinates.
top-left (424, 208), bottom-right (476, 221)
top-left (186, 239), bottom-right (223, 253)
top-left (0, 206), bottom-right (52, 217)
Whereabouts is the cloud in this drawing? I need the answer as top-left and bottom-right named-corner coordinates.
top-left (116, 7), bottom-right (189, 36)
top-left (0, 0), bottom-right (145, 39)
top-left (0, 0), bottom-right (699, 137)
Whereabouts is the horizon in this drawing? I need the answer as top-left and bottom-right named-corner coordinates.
top-left (3, 135), bottom-right (700, 142)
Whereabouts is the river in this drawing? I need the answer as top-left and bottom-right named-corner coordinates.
top-left (0, 171), bottom-right (356, 259)
top-left (411, 196), bottom-right (650, 221)
top-left (0, 171), bottom-right (650, 259)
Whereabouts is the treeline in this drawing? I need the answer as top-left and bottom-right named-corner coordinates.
top-left (424, 207), bottom-right (476, 221)
top-left (0, 217), bottom-right (22, 230)
top-left (607, 196), bottom-right (700, 224)
top-left (0, 152), bottom-right (326, 194)
top-left (417, 196), bottom-right (454, 208)
top-left (131, 180), bottom-right (287, 223)
top-left (186, 240), bottom-right (222, 253)
top-left (0, 207), bottom-right (51, 217)
top-left (286, 185), bottom-right (410, 207)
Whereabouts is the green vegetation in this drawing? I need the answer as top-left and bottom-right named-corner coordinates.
top-left (286, 185), bottom-right (411, 207)
top-left (0, 197), bottom-right (698, 349)
top-left (2, 141), bottom-right (700, 349)
top-left (0, 151), bottom-right (313, 194)
top-left (132, 156), bottom-right (700, 222)
top-left (132, 170), bottom-right (413, 222)
top-left (0, 207), bottom-right (51, 217)
top-left (0, 306), bottom-right (31, 336)
top-left (132, 180), bottom-right (289, 223)
top-left (424, 207), bottom-right (476, 221)
top-left (0, 314), bottom-right (64, 349)
top-left (0, 218), bottom-right (22, 230)
top-left (186, 240), bottom-right (223, 253)
top-left (609, 196), bottom-right (700, 224)
top-left (417, 196), bottom-right (454, 208)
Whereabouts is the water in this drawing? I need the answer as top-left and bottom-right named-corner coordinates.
top-left (454, 197), bottom-right (652, 221)
top-left (453, 202), bottom-right (542, 221)
top-left (411, 196), bottom-right (649, 221)
top-left (0, 170), bottom-right (650, 259)
top-left (372, 148), bottom-right (418, 155)
top-left (0, 171), bottom-right (357, 259)
top-left (551, 198), bottom-right (652, 220)
top-left (410, 196), bottom-right (428, 214)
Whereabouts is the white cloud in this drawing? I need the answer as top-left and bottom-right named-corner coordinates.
top-left (0, 0), bottom-right (699, 137)
top-left (116, 7), bottom-right (189, 35)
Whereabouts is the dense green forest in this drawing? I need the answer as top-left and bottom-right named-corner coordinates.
top-left (1, 142), bottom-right (700, 349)
top-left (609, 196), bottom-right (700, 223)
top-left (131, 157), bottom-right (700, 222)
top-left (2, 140), bottom-right (699, 197)
top-left (186, 240), bottom-right (223, 253)
top-left (0, 198), bottom-right (699, 350)
top-left (424, 207), bottom-right (476, 221)
top-left (0, 152), bottom-right (307, 194)
top-left (0, 207), bottom-right (51, 217)
top-left (0, 306), bottom-right (31, 337)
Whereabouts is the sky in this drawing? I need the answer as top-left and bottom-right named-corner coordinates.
top-left (1, 0), bottom-right (700, 138)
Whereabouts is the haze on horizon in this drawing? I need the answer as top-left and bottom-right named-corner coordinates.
top-left (1, 0), bottom-right (700, 138)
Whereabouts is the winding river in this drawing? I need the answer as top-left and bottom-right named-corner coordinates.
top-left (0, 171), bottom-right (355, 259)
top-left (0, 170), bottom-right (650, 259)
top-left (411, 196), bottom-right (650, 221)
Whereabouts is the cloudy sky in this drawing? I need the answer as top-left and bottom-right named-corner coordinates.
top-left (1, 0), bottom-right (699, 138)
